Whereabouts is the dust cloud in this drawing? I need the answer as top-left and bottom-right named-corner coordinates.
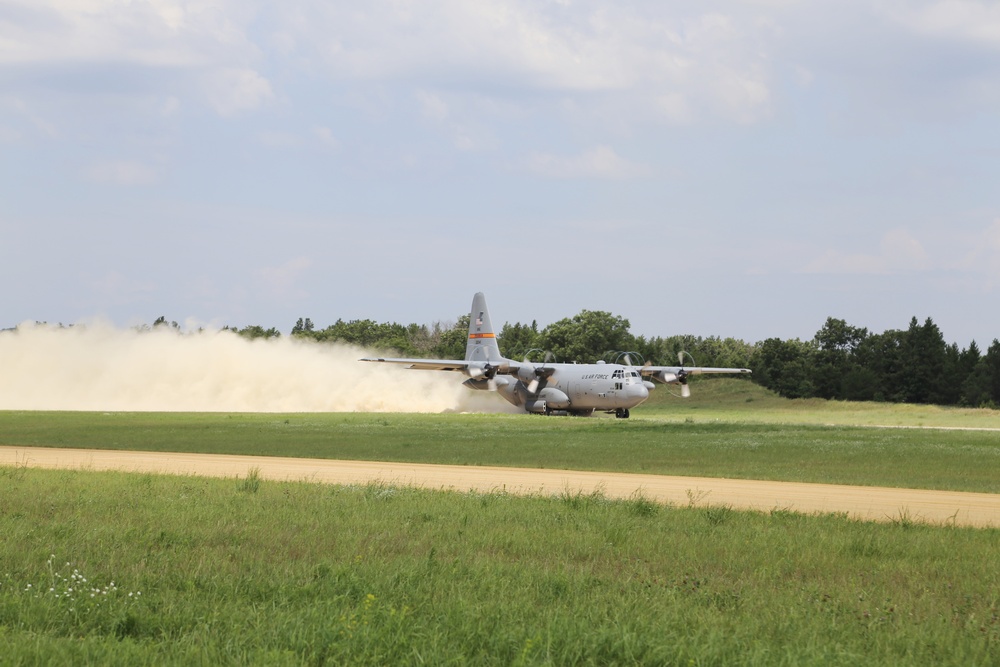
top-left (0, 322), bottom-right (503, 413)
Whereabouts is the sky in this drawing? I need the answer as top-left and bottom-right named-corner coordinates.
top-left (2, 0), bottom-right (1000, 348)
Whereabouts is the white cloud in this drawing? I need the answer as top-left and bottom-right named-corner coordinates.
top-left (256, 130), bottom-right (301, 149)
top-left (0, 1), bottom-right (784, 126)
top-left (880, 227), bottom-right (929, 267)
top-left (203, 68), bottom-right (272, 116)
top-left (0, 0), bottom-right (253, 68)
top-left (881, 1), bottom-right (1000, 47)
top-left (3, 97), bottom-right (58, 138)
top-left (2, 0), bottom-right (269, 118)
top-left (414, 90), bottom-right (499, 151)
top-left (802, 228), bottom-right (929, 275)
top-left (985, 219), bottom-right (1000, 249)
top-left (83, 160), bottom-right (157, 186)
top-left (11, 0), bottom-right (1000, 131)
top-left (278, 2), bottom-right (777, 125)
top-left (417, 90), bottom-right (450, 122)
top-left (161, 96), bottom-right (181, 116)
top-left (312, 126), bottom-right (338, 149)
top-left (526, 145), bottom-right (648, 180)
top-left (956, 219), bottom-right (1000, 285)
top-left (255, 126), bottom-right (338, 151)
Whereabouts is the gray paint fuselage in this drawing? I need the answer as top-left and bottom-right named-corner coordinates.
top-left (481, 363), bottom-right (650, 413)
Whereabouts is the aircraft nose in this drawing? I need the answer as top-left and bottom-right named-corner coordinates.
top-left (628, 383), bottom-right (649, 401)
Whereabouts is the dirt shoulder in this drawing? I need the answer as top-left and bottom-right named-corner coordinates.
top-left (3, 446), bottom-right (998, 528)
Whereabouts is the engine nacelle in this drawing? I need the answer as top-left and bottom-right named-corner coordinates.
top-left (494, 377), bottom-right (522, 405)
top-left (656, 370), bottom-right (680, 384)
top-left (462, 378), bottom-right (491, 391)
top-left (538, 387), bottom-right (570, 409)
top-left (524, 399), bottom-right (547, 414)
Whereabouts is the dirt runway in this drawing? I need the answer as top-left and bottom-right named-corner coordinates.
top-left (3, 446), bottom-right (999, 528)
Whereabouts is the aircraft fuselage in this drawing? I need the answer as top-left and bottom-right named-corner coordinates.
top-left (464, 361), bottom-right (651, 417)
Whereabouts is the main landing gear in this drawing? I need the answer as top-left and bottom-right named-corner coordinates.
top-left (614, 408), bottom-right (630, 419)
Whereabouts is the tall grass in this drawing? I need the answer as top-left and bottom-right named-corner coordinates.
top-left (2, 466), bottom-right (998, 665)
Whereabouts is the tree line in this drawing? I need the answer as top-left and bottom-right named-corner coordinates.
top-left (752, 317), bottom-right (1000, 407)
top-left (216, 311), bottom-right (1000, 408)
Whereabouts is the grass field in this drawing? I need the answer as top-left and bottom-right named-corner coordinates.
top-left (1, 467), bottom-right (999, 665)
top-left (3, 381), bottom-right (1000, 664)
top-left (639, 378), bottom-right (1000, 428)
top-left (2, 381), bottom-right (1000, 493)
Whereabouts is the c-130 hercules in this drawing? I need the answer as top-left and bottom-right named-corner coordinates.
top-left (361, 293), bottom-right (751, 418)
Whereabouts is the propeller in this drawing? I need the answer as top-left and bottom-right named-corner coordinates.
top-left (519, 350), bottom-right (556, 395)
top-left (467, 361), bottom-right (500, 390)
top-left (518, 355), bottom-right (539, 393)
top-left (677, 351), bottom-right (692, 398)
top-left (524, 357), bottom-right (544, 394)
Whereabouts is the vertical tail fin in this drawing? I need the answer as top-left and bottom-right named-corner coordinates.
top-left (466, 292), bottom-right (503, 362)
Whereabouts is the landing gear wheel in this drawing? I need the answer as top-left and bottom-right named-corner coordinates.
top-left (615, 408), bottom-right (630, 419)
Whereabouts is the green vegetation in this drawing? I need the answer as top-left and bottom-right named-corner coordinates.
top-left (2, 467), bottom-right (998, 665)
top-left (2, 384), bottom-right (1000, 493)
top-left (750, 317), bottom-right (1000, 407)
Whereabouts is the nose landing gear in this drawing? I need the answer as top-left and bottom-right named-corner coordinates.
top-left (614, 408), bottom-right (630, 419)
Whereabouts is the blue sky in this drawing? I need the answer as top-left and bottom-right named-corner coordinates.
top-left (2, 0), bottom-right (1000, 348)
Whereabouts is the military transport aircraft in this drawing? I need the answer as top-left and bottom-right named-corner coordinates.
top-left (360, 293), bottom-right (751, 418)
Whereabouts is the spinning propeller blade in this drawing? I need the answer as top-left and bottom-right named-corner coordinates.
top-left (677, 350), bottom-right (692, 398)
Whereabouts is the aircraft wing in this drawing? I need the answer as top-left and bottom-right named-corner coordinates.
top-left (359, 357), bottom-right (472, 372)
top-left (640, 365), bottom-right (752, 382)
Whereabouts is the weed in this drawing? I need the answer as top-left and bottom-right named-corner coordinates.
top-left (238, 466), bottom-right (261, 494)
top-left (769, 504), bottom-right (796, 519)
top-left (685, 488), bottom-right (710, 508)
top-left (888, 507), bottom-right (918, 529)
top-left (362, 480), bottom-right (397, 500)
top-left (703, 504), bottom-right (734, 526)
top-left (9, 555), bottom-right (143, 637)
top-left (0, 452), bottom-right (29, 481)
top-left (559, 485), bottom-right (607, 510)
top-left (626, 489), bottom-right (658, 517)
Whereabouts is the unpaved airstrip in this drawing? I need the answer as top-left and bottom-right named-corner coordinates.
top-left (3, 446), bottom-right (999, 528)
